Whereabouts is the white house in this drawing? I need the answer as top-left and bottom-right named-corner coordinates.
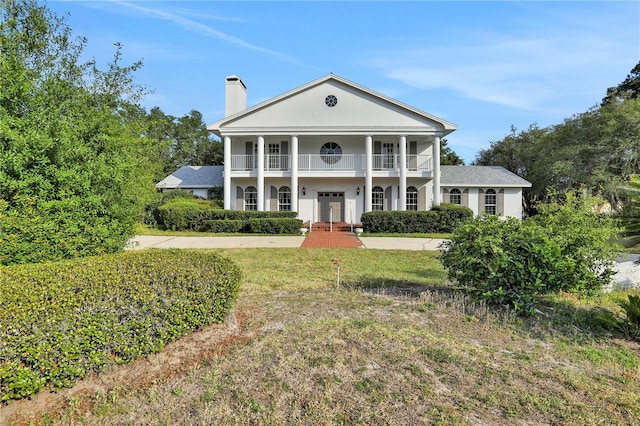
top-left (205, 74), bottom-right (531, 223)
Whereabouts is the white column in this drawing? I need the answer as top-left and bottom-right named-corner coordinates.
top-left (399, 135), bottom-right (407, 211)
top-left (257, 136), bottom-right (265, 211)
top-left (223, 136), bottom-right (231, 210)
top-left (432, 135), bottom-right (441, 207)
top-left (290, 135), bottom-right (299, 213)
top-left (365, 135), bottom-right (373, 212)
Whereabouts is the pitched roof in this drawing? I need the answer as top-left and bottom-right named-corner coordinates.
top-left (155, 165), bottom-right (224, 189)
top-left (207, 73), bottom-right (457, 136)
top-left (440, 166), bottom-right (532, 188)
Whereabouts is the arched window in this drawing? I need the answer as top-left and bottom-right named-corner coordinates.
top-left (485, 189), bottom-right (497, 214)
top-left (245, 186), bottom-right (257, 211)
top-left (278, 186), bottom-right (291, 211)
top-left (407, 186), bottom-right (418, 210)
top-left (449, 188), bottom-right (462, 205)
top-left (372, 186), bottom-right (384, 211)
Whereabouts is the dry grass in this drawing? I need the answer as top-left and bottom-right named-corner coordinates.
top-left (4, 248), bottom-right (640, 425)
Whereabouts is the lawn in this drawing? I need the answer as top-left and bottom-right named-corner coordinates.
top-left (5, 248), bottom-right (640, 425)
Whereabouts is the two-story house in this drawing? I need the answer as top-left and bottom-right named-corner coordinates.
top-left (207, 73), bottom-right (467, 225)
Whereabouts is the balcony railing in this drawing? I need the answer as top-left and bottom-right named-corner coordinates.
top-left (230, 154), bottom-right (432, 172)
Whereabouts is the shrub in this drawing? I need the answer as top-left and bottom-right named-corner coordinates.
top-left (200, 219), bottom-right (246, 233)
top-left (246, 218), bottom-right (304, 234)
top-left (0, 250), bottom-right (241, 401)
top-left (156, 198), bottom-right (216, 231)
top-left (440, 193), bottom-right (620, 315)
top-left (361, 206), bottom-right (472, 234)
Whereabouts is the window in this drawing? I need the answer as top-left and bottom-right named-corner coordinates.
top-left (268, 143), bottom-right (280, 169)
top-left (407, 186), bottom-right (418, 211)
top-left (382, 142), bottom-right (394, 168)
top-left (485, 189), bottom-right (497, 214)
top-left (278, 186), bottom-right (291, 211)
top-left (320, 142), bottom-right (342, 164)
top-left (245, 186), bottom-right (257, 211)
top-left (449, 188), bottom-right (462, 205)
top-left (372, 186), bottom-right (384, 211)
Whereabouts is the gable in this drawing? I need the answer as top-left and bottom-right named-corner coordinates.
top-left (209, 75), bottom-right (457, 136)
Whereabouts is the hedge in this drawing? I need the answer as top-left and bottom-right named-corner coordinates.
top-left (0, 250), bottom-right (241, 402)
top-left (156, 198), bottom-right (297, 232)
top-left (361, 204), bottom-right (473, 233)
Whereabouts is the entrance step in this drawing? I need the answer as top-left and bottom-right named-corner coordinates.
top-left (309, 222), bottom-right (361, 232)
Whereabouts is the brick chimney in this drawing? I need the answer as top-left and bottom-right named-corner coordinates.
top-left (225, 75), bottom-right (247, 117)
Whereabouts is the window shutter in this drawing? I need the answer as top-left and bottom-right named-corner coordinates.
top-left (418, 186), bottom-right (427, 211)
top-left (281, 141), bottom-right (289, 169)
top-left (236, 186), bottom-right (244, 211)
top-left (443, 188), bottom-right (450, 203)
top-left (374, 141), bottom-right (382, 154)
top-left (245, 141), bottom-right (253, 169)
top-left (385, 186), bottom-right (392, 210)
top-left (270, 186), bottom-right (278, 211)
top-left (479, 189), bottom-right (485, 213)
top-left (498, 189), bottom-right (504, 216)
top-left (409, 141), bottom-right (417, 155)
top-left (462, 189), bottom-right (469, 207)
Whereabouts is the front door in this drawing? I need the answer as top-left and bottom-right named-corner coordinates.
top-left (318, 192), bottom-right (344, 222)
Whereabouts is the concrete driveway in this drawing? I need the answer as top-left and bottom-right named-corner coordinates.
top-left (126, 235), bottom-right (447, 251)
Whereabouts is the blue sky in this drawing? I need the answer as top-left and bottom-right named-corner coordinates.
top-left (48, 1), bottom-right (639, 163)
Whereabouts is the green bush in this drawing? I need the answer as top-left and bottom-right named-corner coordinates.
top-left (0, 250), bottom-right (241, 401)
top-left (247, 218), bottom-right (304, 234)
top-left (361, 205), bottom-right (472, 234)
top-left (440, 193), bottom-right (620, 315)
top-left (201, 219), bottom-right (246, 233)
top-left (157, 198), bottom-right (214, 231)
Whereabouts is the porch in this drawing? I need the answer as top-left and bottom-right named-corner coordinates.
top-left (230, 154), bottom-right (433, 172)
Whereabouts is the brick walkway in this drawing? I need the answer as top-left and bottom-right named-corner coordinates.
top-left (301, 223), bottom-right (363, 248)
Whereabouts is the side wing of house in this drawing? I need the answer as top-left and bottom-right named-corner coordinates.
top-left (440, 166), bottom-right (532, 219)
top-left (155, 165), bottom-right (224, 199)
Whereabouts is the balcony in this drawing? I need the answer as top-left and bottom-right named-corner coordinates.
top-left (230, 154), bottom-right (432, 173)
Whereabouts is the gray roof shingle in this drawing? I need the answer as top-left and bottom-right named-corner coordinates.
top-left (156, 165), bottom-right (224, 189)
top-left (440, 166), bottom-right (531, 187)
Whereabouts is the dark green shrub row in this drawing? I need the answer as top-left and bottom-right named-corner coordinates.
top-left (361, 204), bottom-right (473, 233)
top-left (246, 218), bottom-right (304, 234)
top-left (200, 218), bottom-right (304, 234)
top-left (0, 250), bottom-right (241, 402)
top-left (156, 197), bottom-right (298, 232)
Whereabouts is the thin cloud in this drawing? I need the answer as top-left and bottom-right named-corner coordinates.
top-left (114, 1), bottom-right (317, 69)
top-left (367, 19), bottom-right (635, 113)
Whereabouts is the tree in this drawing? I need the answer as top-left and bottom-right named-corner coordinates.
top-left (0, 0), bottom-right (156, 265)
top-left (440, 138), bottom-right (465, 165)
top-left (620, 175), bottom-right (640, 248)
top-left (603, 60), bottom-right (640, 105)
top-left (143, 107), bottom-right (223, 180)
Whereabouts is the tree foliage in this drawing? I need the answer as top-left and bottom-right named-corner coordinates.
top-left (473, 62), bottom-right (640, 214)
top-left (440, 138), bottom-right (465, 165)
top-left (440, 192), bottom-right (620, 315)
top-left (143, 107), bottom-right (223, 180)
top-left (619, 174), bottom-right (640, 247)
top-left (0, 0), bottom-right (156, 265)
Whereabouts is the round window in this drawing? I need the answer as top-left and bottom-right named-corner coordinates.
top-left (320, 142), bottom-right (342, 164)
top-left (325, 95), bottom-right (338, 107)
